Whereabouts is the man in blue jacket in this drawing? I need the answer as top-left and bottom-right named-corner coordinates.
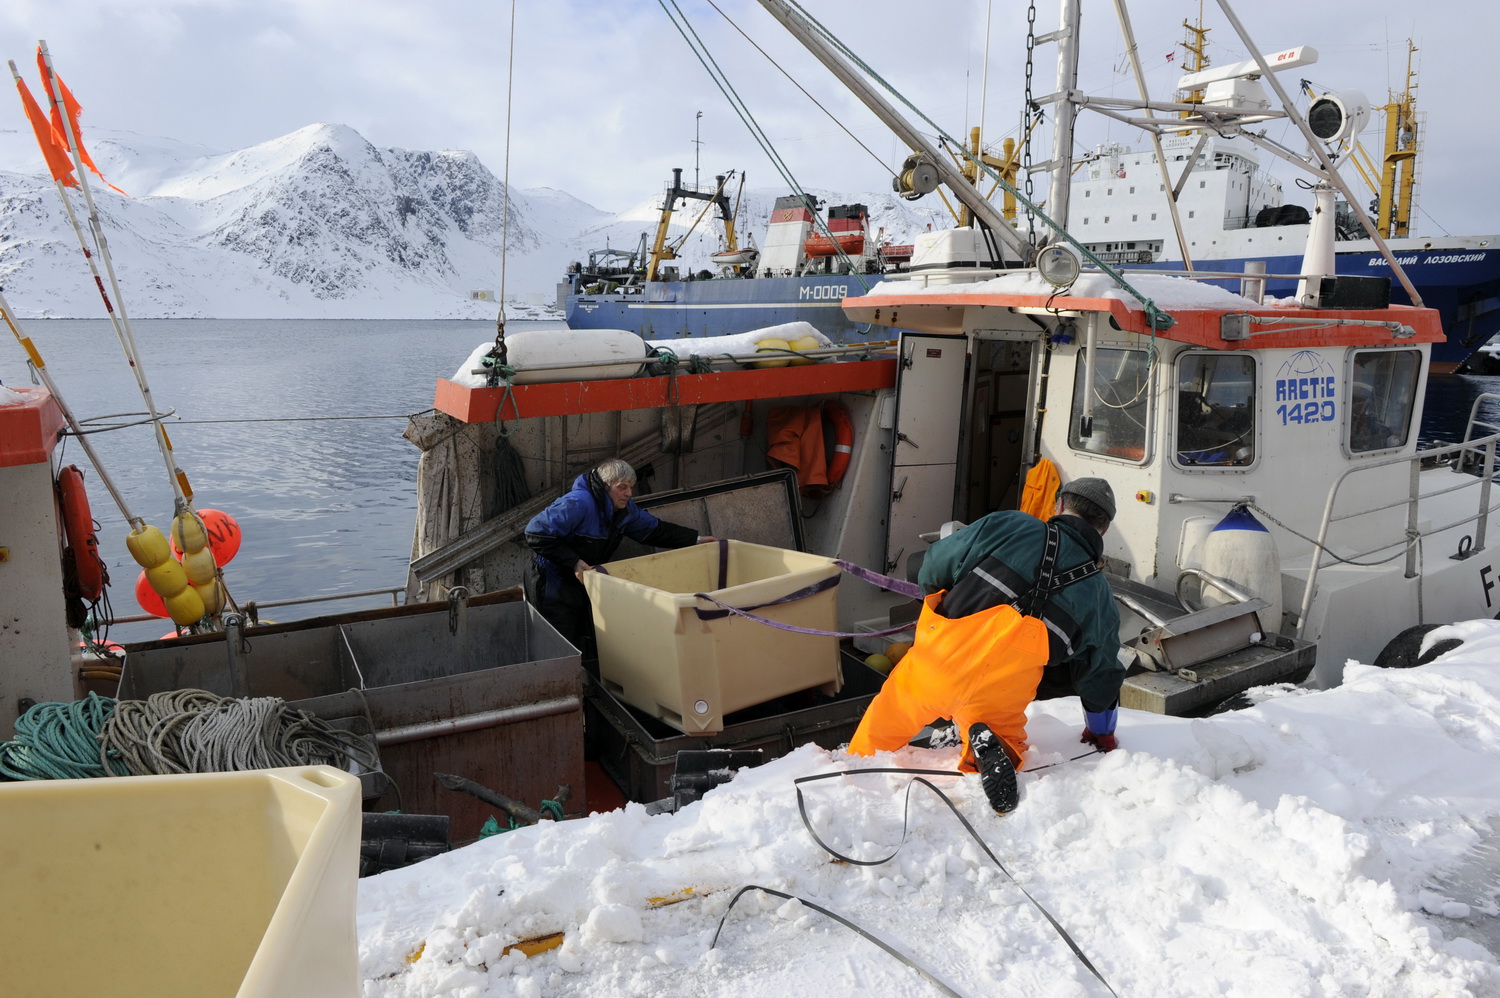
top-left (525, 458), bottom-right (708, 650)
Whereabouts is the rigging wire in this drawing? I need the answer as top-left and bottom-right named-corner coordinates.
top-left (707, 767), bottom-right (1120, 996)
top-left (483, 0), bottom-right (520, 389)
top-left (703, 0), bottom-right (892, 178)
top-left (659, 0), bottom-right (872, 290)
top-left (497, 0), bottom-right (517, 321)
top-left (781, 1), bottom-right (1173, 329)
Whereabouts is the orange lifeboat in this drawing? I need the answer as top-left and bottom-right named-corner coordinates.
top-left (803, 230), bottom-right (865, 258)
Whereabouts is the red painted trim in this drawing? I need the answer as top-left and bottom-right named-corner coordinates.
top-left (435, 359), bottom-right (899, 424)
top-left (843, 292), bottom-right (1444, 349)
top-left (0, 387), bottom-right (66, 468)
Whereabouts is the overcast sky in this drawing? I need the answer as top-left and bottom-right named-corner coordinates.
top-left (3, 0), bottom-right (1493, 234)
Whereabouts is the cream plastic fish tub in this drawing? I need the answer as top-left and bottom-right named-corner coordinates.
top-left (0, 765), bottom-right (361, 998)
top-left (584, 539), bottom-right (842, 734)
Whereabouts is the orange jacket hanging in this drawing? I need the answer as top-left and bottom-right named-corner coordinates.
top-left (766, 404), bottom-right (829, 493)
top-left (1019, 458), bottom-right (1060, 520)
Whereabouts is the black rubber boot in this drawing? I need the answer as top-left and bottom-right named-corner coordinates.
top-left (969, 722), bottom-right (1019, 814)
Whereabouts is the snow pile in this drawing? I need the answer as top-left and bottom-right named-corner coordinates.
top-left (358, 621), bottom-right (1500, 997)
top-left (646, 321), bottom-right (834, 362)
top-left (866, 270), bottom-right (1259, 310)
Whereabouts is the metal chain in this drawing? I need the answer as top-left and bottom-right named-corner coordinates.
top-left (1022, 0), bottom-right (1039, 246)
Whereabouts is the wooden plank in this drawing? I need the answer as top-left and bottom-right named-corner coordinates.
top-left (434, 359), bottom-right (898, 424)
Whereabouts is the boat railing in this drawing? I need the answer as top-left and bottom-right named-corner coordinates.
top-left (1292, 397), bottom-right (1500, 639)
top-left (880, 267), bottom-right (1016, 287)
top-left (1115, 266), bottom-right (1313, 284)
top-left (109, 585), bottom-right (406, 628)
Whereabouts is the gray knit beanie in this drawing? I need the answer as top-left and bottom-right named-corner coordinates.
top-left (1058, 477), bottom-right (1116, 521)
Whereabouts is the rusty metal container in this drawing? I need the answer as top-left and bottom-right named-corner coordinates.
top-left (118, 590), bottom-right (583, 840)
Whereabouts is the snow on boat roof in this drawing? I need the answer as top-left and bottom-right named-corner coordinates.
top-left (864, 270), bottom-right (1261, 311)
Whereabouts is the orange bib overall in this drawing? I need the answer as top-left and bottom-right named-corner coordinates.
top-left (848, 589), bottom-right (1049, 769)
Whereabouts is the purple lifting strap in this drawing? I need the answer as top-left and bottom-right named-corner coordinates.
top-left (687, 554), bottom-right (922, 639)
top-left (834, 559), bottom-right (922, 600)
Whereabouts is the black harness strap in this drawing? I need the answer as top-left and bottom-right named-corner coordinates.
top-left (1014, 521), bottom-right (1100, 619)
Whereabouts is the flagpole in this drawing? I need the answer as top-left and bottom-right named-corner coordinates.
top-left (0, 287), bottom-right (141, 529)
top-left (32, 41), bottom-right (192, 512)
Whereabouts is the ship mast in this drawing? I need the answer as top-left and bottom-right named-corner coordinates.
top-left (1377, 41), bottom-right (1420, 239)
top-left (1177, 1), bottom-right (1210, 130)
top-left (1044, 0), bottom-right (1083, 238)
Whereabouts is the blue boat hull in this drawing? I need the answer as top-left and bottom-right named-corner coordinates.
top-left (565, 274), bottom-right (889, 342)
top-left (565, 244), bottom-right (1500, 368)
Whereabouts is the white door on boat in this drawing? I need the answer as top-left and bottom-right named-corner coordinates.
top-left (885, 332), bottom-right (966, 579)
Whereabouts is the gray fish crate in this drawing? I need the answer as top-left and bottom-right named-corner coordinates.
top-left (118, 590), bottom-right (583, 841)
top-left (586, 648), bottom-right (884, 804)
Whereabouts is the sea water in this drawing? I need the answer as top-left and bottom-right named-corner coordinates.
top-left (1, 318), bottom-right (565, 644)
top-left (4, 318), bottom-right (1494, 644)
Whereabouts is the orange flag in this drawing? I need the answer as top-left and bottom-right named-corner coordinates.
top-left (15, 75), bottom-right (76, 187)
top-left (36, 49), bottom-right (127, 196)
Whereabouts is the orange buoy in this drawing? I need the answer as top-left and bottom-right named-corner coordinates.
top-left (134, 570), bottom-right (169, 618)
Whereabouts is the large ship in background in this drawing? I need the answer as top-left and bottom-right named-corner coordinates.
top-left (559, 184), bottom-right (927, 343)
top-left (560, 28), bottom-right (1499, 370)
top-left (1070, 35), bottom-right (1499, 373)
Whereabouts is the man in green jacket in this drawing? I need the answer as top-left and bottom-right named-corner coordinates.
top-left (918, 477), bottom-right (1124, 734)
top-left (851, 477), bottom-right (1123, 813)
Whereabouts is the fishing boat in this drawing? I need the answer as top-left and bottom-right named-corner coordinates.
top-left (560, 186), bottom-right (925, 342)
top-left (413, 0), bottom-right (1500, 734)
top-left (6, 4), bottom-right (1500, 991)
top-left (7, 0), bottom-right (1493, 812)
top-left (561, 14), bottom-right (1499, 372)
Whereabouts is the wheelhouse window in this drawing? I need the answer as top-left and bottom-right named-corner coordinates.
top-left (1348, 350), bottom-right (1420, 453)
top-left (1175, 353), bottom-right (1256, 467)
top-left (1069, 346), bottom-right (1151, 461)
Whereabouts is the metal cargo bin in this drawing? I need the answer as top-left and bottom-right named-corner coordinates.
top-left (586, 651), bottom-right (884, 803)
top-left (583, 540), bottom-right (842, 735)
top-left (118, 591), bottom-right (583, 840)
top-left (1, 766), bottom-right (361, 998)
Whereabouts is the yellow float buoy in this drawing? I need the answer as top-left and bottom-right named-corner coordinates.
top-left (753, 338), bottom-right (792, 368)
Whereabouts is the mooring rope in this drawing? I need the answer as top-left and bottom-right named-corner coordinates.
top-left (0, 694), bottom-right (125, 780)
top-left (99, 689), bottom-right (379, 777)
top-left (0, 690), bottom-right (379, 781)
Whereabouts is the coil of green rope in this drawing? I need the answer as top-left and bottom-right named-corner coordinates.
top-left (99, 688), bottom-right (381, 777)
top-left (0, 694), bottom-right (126, 780)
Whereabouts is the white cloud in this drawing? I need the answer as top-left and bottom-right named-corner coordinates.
top-left (0, 0), bottom-right (1495, 233)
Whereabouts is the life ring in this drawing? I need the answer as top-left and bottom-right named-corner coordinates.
top-left (824, 400), bottom-right (854, 488)
top-left (58, 464), bottom-right (106, 602)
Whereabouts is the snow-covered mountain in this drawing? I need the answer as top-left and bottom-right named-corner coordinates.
top-left (0, 124), bottom-right (948, 320)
